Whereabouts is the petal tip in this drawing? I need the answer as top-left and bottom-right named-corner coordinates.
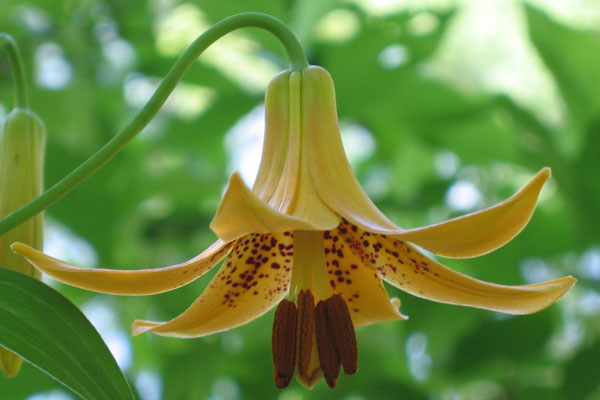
top-left (131, 320), bottom-right (159, 336)
top-left (390, 297), bottom-right (409, 320)
top-left (561, 275), bottom-right (577, 289)
top-left (10, 242), bottom-right (27, 254)
top-left (227, 171), bottom-right (248, 190)
top-left (227, 171), bottom-right (244, 187)
top-left (530, 167), bottom-right (551, 190)
top-left (540, 166), bottom-right (551, 178)
top-left (550, 275), bottom-right (577, 291)
top-left (523, 275), bottom-right (577, 314)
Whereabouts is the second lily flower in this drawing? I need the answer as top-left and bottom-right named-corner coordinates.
top-left (13, 66), bottom-right (575, 389)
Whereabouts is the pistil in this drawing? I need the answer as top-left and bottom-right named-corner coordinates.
top-left (290, 231), bottom-right (330, 299)
top-left (295, 290), bottom-right (321, 387)
top-left (295, 290), bottom-right (315, 380)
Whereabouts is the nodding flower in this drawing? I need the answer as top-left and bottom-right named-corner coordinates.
top-left (13, 66), bottom-right (576, 388)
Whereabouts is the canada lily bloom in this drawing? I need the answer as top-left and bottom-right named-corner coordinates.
top-left (13, 66), bottom-right (575, 388)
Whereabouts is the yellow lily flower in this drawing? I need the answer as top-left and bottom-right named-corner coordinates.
top-left (12, 66), bottom-right (575, 389)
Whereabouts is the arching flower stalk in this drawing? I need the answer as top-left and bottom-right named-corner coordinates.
top-left (13, 66), bottom-right (575, 389)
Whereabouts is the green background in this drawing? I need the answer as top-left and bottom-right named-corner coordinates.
top-left (1, 0), bottom-right (599, 399)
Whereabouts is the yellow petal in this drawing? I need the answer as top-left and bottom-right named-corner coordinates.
top-left (323, 225), bottom-right (407, 327)
top-left (372, 238), bottom-right (576, 314)
top-left (11, 240), bottom-right (232, 295)
top-left (389, 168), bottom-right (552, 258)
top-left (251, 70), bottom-right (291, 202)
top-left (215, 70), bottom-right (341, 242)
top-left (301, 66), bottom-right (400, 233)
top-left (210, 172), bottom-right (338, 242)
top-left (317, 168), bottom-right (550, 258)
top-left (299, 67), bottom-right (552, 258)
top-left (132, 233), bottom-right (293, 337)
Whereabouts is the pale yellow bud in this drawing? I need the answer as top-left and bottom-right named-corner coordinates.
top-left (0, 108), bottom-right (45, 377)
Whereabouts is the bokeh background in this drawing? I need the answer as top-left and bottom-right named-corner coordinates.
top-left (1, 0), bottom-right (600, 399)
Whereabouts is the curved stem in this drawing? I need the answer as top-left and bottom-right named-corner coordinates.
top-left (0, 33), bottom-right (28, 108)
top-left (0, 13), bottom-right (307, 235)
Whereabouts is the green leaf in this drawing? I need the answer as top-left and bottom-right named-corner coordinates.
top-left (0, 267), bottom-right (134, 400)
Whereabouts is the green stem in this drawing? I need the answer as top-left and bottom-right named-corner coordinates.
top-left (0, 33), bottom-right (28, 108)
top-left (0, 13), bottom-right (307, 235)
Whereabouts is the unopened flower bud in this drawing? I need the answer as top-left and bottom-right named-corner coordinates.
top-left (0, 108), bottom-right (45, 378)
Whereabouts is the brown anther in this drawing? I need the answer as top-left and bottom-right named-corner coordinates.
top-left (271, 300), bottom-right (297, 388)
top-left (326, 294), bottom-right (358, 375)
top-left (295, 290), bottom-right (315, 379)
top-left (314, 300), bottom-right (341, 388)
top-left (271, 290), bottom-right (358, 389)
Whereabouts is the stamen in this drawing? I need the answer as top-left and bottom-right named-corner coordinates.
top-left (271, 300), bottom-right (297, 388)
top-left (326, 295), bottom-right (358, 375)
top-left (314, 299), bottom-right (341, 388)
top-left (295, 290), bottom-right (315, 381)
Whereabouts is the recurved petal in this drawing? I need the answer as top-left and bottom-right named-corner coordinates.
top-left (389, 168), bottom-right (552, 258)
top-left (324, 226), bottom-right (406, 327)
top-left (373, 238), bottom-right (575, 315)
top-left (11, 240), bottom-right (232, 295)
top-left (210, 172), bottom-right (339, 242)
top-left (132, 233), bottom-right (293, 337)
top-left (301, 71), bottom-right (552, 260)
top-left (301, 66), bottom-right (401, 234)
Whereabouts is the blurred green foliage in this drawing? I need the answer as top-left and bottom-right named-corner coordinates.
top-left (1, 0), bottom-right (599, 399)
